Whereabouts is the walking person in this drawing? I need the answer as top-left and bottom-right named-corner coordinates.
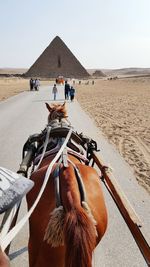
top-left (52, 84), bottom-right (58, 100)
top-left (68, 84), bottom-right (71, 100)
top-left (70, 86), bottom-right (75, 102)
top-left (32, 79), bottom-right (35, 90)
top-left (34, 79), bottom-right (40, 91)
top-left (29, 78), bottom-right (33, 91)
top-left (64, 81), bottom-right (70, 100)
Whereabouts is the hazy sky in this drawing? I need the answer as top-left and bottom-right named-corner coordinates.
top-left (0, 0), bottom-right (150, 69)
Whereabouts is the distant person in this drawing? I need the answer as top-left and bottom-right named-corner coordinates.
top-left (70, 86), bottom-right (75, 102)
top-left (92, 80), bottom-right (94, 85)
top-left (52, 84), bottom-right (58, 100)
top-left (79, 80), bottom-right (81, 85)
top-left (29, 78), bottom-right (34, 91)
top-left (34, 79), bottom-right (40, 91)
top-left (32, 79), bottom-right (35, 89)
top-left (37, 79), bottom-right (40, 89)
top-left (68, 85), bottom-right (71, 100)
top-left (64, 81), bottom-right (70, 100)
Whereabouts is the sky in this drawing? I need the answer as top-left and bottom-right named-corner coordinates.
top-left (0, 0), bottom-right (150, 69)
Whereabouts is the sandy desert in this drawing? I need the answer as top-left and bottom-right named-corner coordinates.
top-left (76, 77), bottom-right (150, 194)
top-left (0, 75), bottom-right (150, 194)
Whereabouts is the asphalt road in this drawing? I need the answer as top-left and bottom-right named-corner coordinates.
top-left (0, 85), bottom-right (149, 266)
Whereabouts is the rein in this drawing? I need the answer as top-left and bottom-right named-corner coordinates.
top-left (33, 126), bottom-right (52, 172)
top-left (0, 127), bottom-right (73, 251)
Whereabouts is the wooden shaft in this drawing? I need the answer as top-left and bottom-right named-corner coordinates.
top-left (18, 145), bottom-right (36, 176)
top-left (92, 151), bottom-right (150, 267)
top-left (5, 205), bottom-right (21, 255)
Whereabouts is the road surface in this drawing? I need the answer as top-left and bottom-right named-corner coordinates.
top-left (0, 85), bottom-right (150, 266)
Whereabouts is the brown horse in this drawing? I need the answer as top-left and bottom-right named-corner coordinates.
top-left (27, 102), bottom-right (108, 267)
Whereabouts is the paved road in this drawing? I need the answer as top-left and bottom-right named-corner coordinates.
top-left (0, 85), bottom-right (149, 266)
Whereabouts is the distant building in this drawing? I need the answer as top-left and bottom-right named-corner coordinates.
top-left (92, 70), bottom-right (106, 77)
top-left (25, 36), bottom-right (90, 79)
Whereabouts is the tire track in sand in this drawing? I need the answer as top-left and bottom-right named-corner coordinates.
top-left (131, 136), bottom-right (150, 164)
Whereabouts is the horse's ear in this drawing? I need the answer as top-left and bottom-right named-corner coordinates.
top-left (45, 103), bottom-right (52, 112)
top-left (62, 101), bottom-right (66, 107)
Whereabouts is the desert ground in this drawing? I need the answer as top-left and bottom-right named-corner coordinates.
top-left (76, 77), bottom-right (150, 193)
top-left (0, 77), bottom-right (50, 100)
top-left (0, 76), bottom-right (150, 194)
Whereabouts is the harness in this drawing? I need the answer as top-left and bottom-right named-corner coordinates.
top-left (19, 120), bottom-right (98, 174)
top-left (18, 120), bottom-right (99, 210)
top-left (1, 119), bottom-right (100, 251)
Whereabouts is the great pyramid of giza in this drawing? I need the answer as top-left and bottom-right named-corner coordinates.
top-left (25, 36), bottom-right (90, 78)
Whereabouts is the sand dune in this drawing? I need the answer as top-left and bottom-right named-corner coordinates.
top-left (87, 67), bottom-right (150, 76)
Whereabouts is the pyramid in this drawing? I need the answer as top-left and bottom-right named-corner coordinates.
top-left (25, 36), bottom-right (90, 78)
top-left (92, 70), bottom-right (106, 77)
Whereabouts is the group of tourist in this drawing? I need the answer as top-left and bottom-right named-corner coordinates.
top-left (29, 78), bottom-right (40, 91)
top-left (29, 78), bottom-right (75, 101)
top-left (52, 80), bottom-right (75, 101)
top-left (64, 81), bottom-right (75, 101)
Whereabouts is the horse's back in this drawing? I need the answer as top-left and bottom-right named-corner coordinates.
top-left (27, 159), bottom-right (107, 266)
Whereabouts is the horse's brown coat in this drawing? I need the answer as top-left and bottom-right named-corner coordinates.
top-left (27, 103), bottom-right (108, 267)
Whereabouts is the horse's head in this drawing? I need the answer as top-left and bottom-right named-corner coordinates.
top-left (45, 102), bottom-right (68, 123)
